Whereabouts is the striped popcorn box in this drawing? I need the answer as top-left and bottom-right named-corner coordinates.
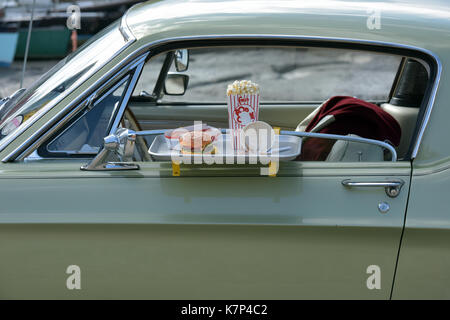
top-left (226, 80), bottom-right (260, 151)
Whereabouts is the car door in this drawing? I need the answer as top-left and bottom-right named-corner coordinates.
top-left (0, 159), bottom-right (410, 299)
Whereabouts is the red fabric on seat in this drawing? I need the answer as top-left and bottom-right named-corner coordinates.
top-left (300, 96), bottom-right (402, 161)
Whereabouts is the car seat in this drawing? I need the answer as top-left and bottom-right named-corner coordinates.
top-left (296, 96), bottom-right (401, 161)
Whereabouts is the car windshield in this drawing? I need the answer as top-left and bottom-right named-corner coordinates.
top-left (0, 21), bottom-right (128, 143)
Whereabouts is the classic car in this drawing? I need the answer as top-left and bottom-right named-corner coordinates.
top-left (0, 0), bottom-right (448, 299)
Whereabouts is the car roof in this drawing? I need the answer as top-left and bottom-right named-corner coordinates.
top-left (124, 0), bottom-right (450, 54)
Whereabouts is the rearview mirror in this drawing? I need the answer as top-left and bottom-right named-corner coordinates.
top-left (174, 49), bottom-right (189, 72)
top-left (164, 72), bottom-right (189, 95)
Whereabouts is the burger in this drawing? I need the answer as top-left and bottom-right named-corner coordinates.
top-left (179, 131), bottom-right (215, 154)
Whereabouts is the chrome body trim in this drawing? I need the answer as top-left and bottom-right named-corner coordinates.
top-left (119, 12), bottom-right (136, 43)
top-left (410, 58), bottom-right (442, 159)
top-left (108, 60), bottom-right (145, 135)
top-left (2, 34), bottom-right (441, 162)
top-left (135, 129), bottom-right (168, 136)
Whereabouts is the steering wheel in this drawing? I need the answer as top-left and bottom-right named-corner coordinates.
top-left (121, 108), bottom-right (151, 161)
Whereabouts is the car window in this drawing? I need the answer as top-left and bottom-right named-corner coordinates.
top-left (157, 47), bottom-right (401, 103)
top-left (133, 53), bottom-right (166, 98)
top-left (0, 21), bottom-right (128, 145)
top-left (124, 45), bottom-right (424, 164)
top-left (43, 75), bottom-right (130, 156)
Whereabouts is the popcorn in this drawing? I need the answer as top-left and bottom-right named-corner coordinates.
top-left (227, 80), bottom-right (260, 96)
top-left (226, 80), bottom-right (261, 150)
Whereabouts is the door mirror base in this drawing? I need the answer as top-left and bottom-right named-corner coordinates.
top-left (174, 49), bottom-right (189, 72)
top-left (81, 128), bottom-right (140, 171)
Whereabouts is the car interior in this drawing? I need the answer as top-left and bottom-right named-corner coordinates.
top-left (34, 45), bottom-right (431, 165)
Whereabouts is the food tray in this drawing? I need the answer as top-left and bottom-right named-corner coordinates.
top-left (148, 134), bottom-right (302, 162)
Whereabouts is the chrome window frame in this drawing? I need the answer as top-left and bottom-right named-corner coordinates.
top-left (2, 34), bottom-right (441, 162)
top-left (16, 54), bottom-right (148, 161)
top-left (108, 60), bottom-right (145, 136)
top-left (119, 10), bottom-right (136, 43)
top-left (44, 75), bottom-right (131, 156)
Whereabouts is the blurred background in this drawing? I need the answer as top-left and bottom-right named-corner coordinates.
top-left (0, 0), bottom-right (398, 102)
top-left (0, 0), bottom-right (141, 97)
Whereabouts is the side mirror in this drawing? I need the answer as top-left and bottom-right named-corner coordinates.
top-left (174, 49), bottom-right (189, 72)
top-left (81, 128), bottom-right (139, 171)
top-left (105, 128), bottom-right (136, 162)
top-left (164, 72), bottom-right (189, 96)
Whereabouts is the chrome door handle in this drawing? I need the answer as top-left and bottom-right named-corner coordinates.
top-left (342, 179), bottom-right (405, 198)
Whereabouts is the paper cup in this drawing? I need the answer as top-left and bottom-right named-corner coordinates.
top-left (240, 121), bottom-right (275, 153)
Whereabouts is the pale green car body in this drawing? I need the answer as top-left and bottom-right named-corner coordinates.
top-left (0, 0), bottom-right (449, 299)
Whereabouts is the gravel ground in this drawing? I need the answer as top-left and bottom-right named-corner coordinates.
top-left (133, 47), bottom-right (401, 103)
top-left (1, 48), bottom-right (400, 102)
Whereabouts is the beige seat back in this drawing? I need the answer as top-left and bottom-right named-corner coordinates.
top-left (380, 103), bottom-right (418, 158)
top-left (326, 134), bottom-right (384, 162)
